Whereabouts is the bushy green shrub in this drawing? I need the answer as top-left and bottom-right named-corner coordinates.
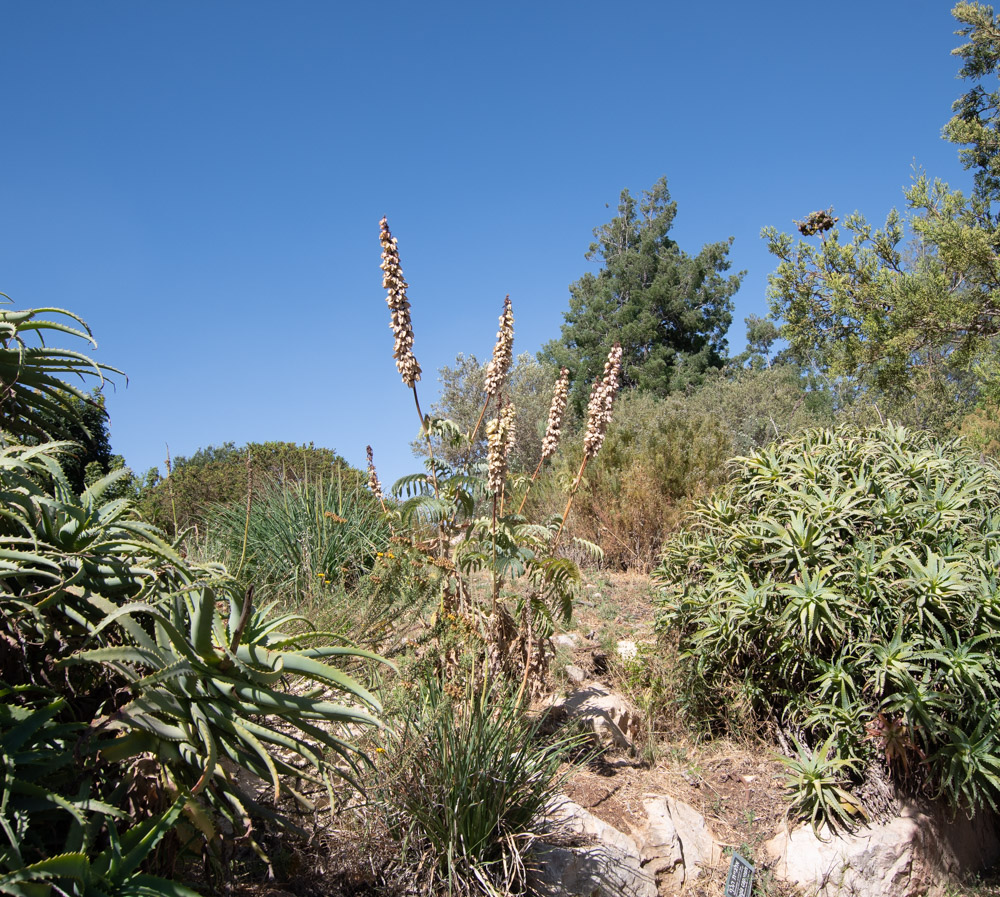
top-left (657, 425), bottom-right (1000, 821)
top-left (540, 390), bottom-right (732, 570)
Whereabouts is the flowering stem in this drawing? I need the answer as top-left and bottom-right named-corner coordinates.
top-left (491, 491), bottom-right (499, 612)
top-left (552, 456), bottom-right (589, 550)
top-left (515, 456), bottom-right (545, 516)
top-left (469, 393), bottom-right (490, 450)
top-left (412, 386), bottom-right (440, 499)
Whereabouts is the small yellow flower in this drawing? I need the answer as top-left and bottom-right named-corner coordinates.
top-left (387, 552), bottom-right (395, 559)
top-left (377, 552), bottom-right (384, 557)
top-left (375, 747), bottom-right (386, 754)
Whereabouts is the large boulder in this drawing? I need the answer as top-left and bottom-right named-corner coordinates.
top-left (766, 801), bottom-right (1000, 897)
top-left (531, 796), bottom-right (656, 897)
top-left (548, 683), bottom-right (640, 751)
top-left (634, 794), bottom-right (722, 890)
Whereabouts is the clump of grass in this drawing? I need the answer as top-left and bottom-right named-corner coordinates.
top-left (377, 672), bottom-right (583, 897)
top-left (207, 470), bottom-right (391, 601)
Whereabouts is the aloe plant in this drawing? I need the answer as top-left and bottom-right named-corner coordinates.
top-left (658, 425), bottom-right (1000, 825)
top-left (0, 437), bottom-right (392, 889)
top-left (0, 299), bottom-right (120, 443)
top-left (0, 296), bottom-right (392, 891)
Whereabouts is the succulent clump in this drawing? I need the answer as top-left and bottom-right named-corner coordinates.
top-left (486, 400), bottom-right (516, 495)
top-left (379, 217), bottom-right (421, 388)
top-left (583, 343), bottom-right (622, 460)
top-left (483, 295), bottom-right (514, 399)
top-left (540, 368), bottom-right (570, 462)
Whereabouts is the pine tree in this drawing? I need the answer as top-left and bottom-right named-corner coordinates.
top-left (540, 177), bottom-right (743, 409)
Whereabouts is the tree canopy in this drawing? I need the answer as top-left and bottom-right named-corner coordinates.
top-left (138, 440), bottom-right (359, 535)
top-left (541, 177), bottom-right (743, 409)
top-left (764, 3), bottom-right (1000, 434)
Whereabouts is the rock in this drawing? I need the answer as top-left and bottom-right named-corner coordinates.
top-left (766, 800), bottom-right (1000, 897)
top-left (565, 664), bottom-right (587, 685)
top-left (553, 633), bottom-right (582, 650)
top-left (531, 796), bottom-right (656, 897)
top-left (549, 683), bottom-right (640, 750)
top-left (635, 794), bottom-right (722, 889)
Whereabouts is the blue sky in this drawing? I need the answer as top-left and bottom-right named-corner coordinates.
top-left (2, 2), bottom-right (972, 486)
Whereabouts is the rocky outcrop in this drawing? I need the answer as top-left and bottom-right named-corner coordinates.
top-left (532, 796), bottom-right (656, 897)
top-left (634, 794), bottom-right (722, 890)
top-left (548, 683), bottom-right (640, 751)
top-left (532, 793), bottom-right (723, 896)
top-left (766, 800), bottom-right (1000, 897)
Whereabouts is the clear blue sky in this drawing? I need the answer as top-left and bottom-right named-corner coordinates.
top-left (1, 2), bottom-right (972, 487)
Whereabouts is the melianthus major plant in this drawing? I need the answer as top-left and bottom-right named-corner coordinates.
top-left (657, 424), bottom-right (1000, 825)
top-left (373, 218), bottom-right (618, 698)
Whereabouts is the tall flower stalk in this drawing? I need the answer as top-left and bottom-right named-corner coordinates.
top-left (486, 398), bottom-right (516, 608)
top-left (553, 344), bottom-right (622, 548)
top-left (470, 295), bottom-right (514, 448)
top-left (379, 217), bottom-right (439, 500)
top-left (366, 444), bottom-right (387, 514)
top-left (517, 367), bottom-right (569, 515)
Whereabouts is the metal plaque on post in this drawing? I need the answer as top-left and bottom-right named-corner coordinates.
top-left (724, 852), bottom-right (755, 897)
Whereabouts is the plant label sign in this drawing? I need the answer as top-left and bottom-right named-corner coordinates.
top-left (724, 852), bottom-right (755, 897)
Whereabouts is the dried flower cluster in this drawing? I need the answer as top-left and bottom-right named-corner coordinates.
top-left (583, 343), bottom-right (622, 460)
top-left (379, 217), bottom-right (421, 388)
top-left (540, 368), bottom-right (570, 461)
top-left (483, 295), bottom-right (514, 398)
top-left (366, 444), bottom-right (382, 497)
top-left (485, 400), bottom-right (516, 494)
top-left (796, 208), bottom-right (839, 237)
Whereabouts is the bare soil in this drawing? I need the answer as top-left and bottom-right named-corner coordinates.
top-left (548, 571), bottom-right (797, 895)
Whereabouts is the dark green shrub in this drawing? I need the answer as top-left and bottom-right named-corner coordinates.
top-left (138, 441), bottom-right (360, 536)
top-left (657, 425), bottom-right (1000, 822)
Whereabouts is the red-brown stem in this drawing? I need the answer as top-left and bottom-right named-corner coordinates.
top-left (516, 456), bottom-right (546, 516)
top-left (469, 392), bottom-right (491, 450)
top-left (552, 456), bottom-right (589, 550)
top-left (412, 386), bottom-right (440, 499)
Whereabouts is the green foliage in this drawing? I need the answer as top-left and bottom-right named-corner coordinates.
top-left (380, 673), bottom-right (581, 896)
top-left (946, 2), bottom-right (1000, 207)
top-left (780, 735), bottom-right (867, 834)
top-left (0, 299), bottom-right (120, 445)
top-left (541, 176), bottom-right (743, 409)
top-left (547, 390), bottom-right (732, 571)
top-left (138, 441), bottom-right (359, 536)
top-left (763, 190), bottom-right (992, 429)
top-left (657, 425), bottom-right (1000, 823)
top-left (0, 439), bottom-right (389, 892)
top-left (419, 353), bottom-right (572, 473)
top-left (538, 372), bottom-right (830, 571)
top-left (206, 470), bottom-right (391, 599)
top-left (763, 5), bottom-right (1000, 429)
